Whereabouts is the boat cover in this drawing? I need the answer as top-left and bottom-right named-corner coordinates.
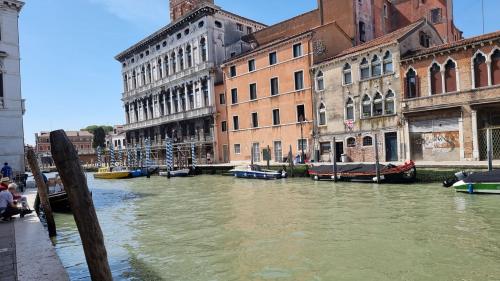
top-left (463, 170), bottom-right (500, 183)
top-left (310, 163), bottom-right (390, 174)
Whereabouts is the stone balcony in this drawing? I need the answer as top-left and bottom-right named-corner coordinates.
top-left (122, 61), bottom-right (215, 100)
top-left (124, 106), bottom-right (214, 131)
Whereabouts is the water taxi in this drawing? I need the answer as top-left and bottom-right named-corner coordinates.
top-left (93, 167), bottom-right (130, 179)
top-left (230, 165), bottom-right (287, 180)
top-left (453, 170), bottom-right (500, 194)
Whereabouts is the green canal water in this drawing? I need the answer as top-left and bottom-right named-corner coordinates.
top-left (53, 175), bottom-right (500, 281)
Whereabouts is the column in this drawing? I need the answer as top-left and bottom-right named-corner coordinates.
top-left (163, 93), bottom-right (167, 116)
top-left (183, 44), bottom-right (188, 69)
top-left (196, 80), bottom-right (202, 108)
top-left (146, 98), bottom-right (150, 120)
top-left (440, 69), bottom-right (446, 95)
top-left (185, 83), bottom-right (190, 110)
top-left (486, 59), bottom-right (492, 86)
top-left (404, 118), bottom-right (411, 161)
top-left (169, 90), bottom-right (175, 114)
top-left (177, 87), bottom-right (182, 112)
top-left (207, 74), bottom-right (214, 106)
top-left (471, 109), bottom-right (480, 160)
top-left (458, 110), bottom-right (465, 160)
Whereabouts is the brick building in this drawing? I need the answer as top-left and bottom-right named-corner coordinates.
top-left (35, 131), bottom-right (95, 165)
top-left (400, 31), bottom-right (500, 161)
top-left (312, 19), bottom-right (443, 163)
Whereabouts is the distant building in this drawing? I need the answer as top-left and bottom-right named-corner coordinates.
top-left (106, 125), bottom-right (126, 148)
top-left (400, 31), bottom-right (500, 161)
top-left (116, 0), bottom-right (265, 164)
top-left (0, 0), bottom-right (25, 173)
top-left (35, 131), bottom-right (95, 165)
top-left (312, 19), bottom-right (443, 163)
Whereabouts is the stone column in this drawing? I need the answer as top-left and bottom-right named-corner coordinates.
top-left (185, 83), bottom-right (190, 110)
top-left (163, 93), bottom-right (167, 116)
top-left (169, 90), bottom-right (175, 114)
top-left (486, 58), bottom-right (492, 86)
top-left (207, 74), bottom-right (214, 106)
top-left (471, 109), bottom-right (480, 160)
top-left (177, 87), bottom-right (182, 112)
top-left (459, 111), bottom-right (465, 160)
top-left (440, 69), bottom-right (446, 94)
top-left (146, 97), bottom-right (150, 120)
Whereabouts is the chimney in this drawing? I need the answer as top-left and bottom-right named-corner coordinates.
top-left (170, 0), bottom-right (215, 22)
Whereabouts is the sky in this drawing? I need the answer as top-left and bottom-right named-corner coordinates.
top-left (19, 0), bottom-right (500, 145)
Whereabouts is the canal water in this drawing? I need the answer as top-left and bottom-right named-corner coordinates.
top-left (53, 175), bottom-right (500, 281)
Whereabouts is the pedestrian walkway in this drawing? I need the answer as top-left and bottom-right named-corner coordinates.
top-left (0, 221), bottom-right (17, 281)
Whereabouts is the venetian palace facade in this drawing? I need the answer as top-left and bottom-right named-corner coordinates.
top-left (116, 0), bottom-right (265, 164)
top-left (0, 0), bottom-right (24, 173)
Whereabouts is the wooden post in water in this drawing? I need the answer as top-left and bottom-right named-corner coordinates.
top-left (267, 145), bottom-right (271, 169)
top-left (50, 130), bottom-right (113, 281)
top-left (487, 128), bottom-right (493, 172)
top-left (26, 148), bottom-right (57, 237)
top-left (288, 145), bottom-right (294, 177)
top-left (332, 137), bottom-right (338, 182)
top-left (374, 134), bottom-right (381, 184)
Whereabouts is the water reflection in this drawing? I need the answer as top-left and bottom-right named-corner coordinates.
top-left (54, 175), bottom-right (500, 281)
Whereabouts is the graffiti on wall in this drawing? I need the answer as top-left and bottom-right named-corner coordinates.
top-left (414, 131), bottom-right (459, 152)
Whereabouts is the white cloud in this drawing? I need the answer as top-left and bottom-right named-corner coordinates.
top-left (89, 0), bottom-right (169, 26)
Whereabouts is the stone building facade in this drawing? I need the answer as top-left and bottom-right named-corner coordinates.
top-left (312, 20), bottom-right (442, 163)
top-left (0, 0), bottom-right (25, 173)
top-left (116, 1), bottom-right (265, 164)
top-left (400, 31), bottom-right (500, 161)
top-left (35, 131), bottom-right (95, 165)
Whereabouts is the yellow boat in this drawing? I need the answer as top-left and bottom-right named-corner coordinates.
top-left (93, 167), bottom-right (130, 179)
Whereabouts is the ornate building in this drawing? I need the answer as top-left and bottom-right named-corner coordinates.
top-left (116, 0), bottom-right (265, 163)
top-left (0, 0), bottom-right (25, 173)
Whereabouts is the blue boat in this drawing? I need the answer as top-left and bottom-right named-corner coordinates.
top-left (129, 167), bottom-right (159, 178)
top-left (230, 165), bottom-right (287, 180)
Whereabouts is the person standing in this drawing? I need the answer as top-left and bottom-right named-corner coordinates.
top-left (1, 163), bottom-right (12, 178)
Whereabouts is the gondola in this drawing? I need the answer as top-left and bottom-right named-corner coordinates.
top-left (308, 160), bottom-right (416, 183)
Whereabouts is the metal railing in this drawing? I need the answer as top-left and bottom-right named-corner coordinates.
top-left (124, 106), bottom-right (214, 130)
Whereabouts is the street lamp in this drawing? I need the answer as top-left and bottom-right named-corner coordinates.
top-left (300, 116), bottom-right (306, 164)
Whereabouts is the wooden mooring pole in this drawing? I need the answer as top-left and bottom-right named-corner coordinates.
top-left (26, 148), bottom-right (57, 237)
top-left (374, 134), bottom-right (381, 184)
top-left (50, 130), bottom-right (113, 281)
top-left (487, 128), bottom-right (493, 172)
top-left (332, 137), bottom-right (338, 182)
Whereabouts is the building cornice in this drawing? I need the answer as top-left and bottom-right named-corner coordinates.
top-left (1, 0), bottom-right (24, 12)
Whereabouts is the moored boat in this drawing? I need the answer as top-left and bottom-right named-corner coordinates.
top-left (230, 165), bottom-right (287, 180)
top-left (129, 166), bottom-right (159, 178)
top-left (160, 168), bottom-right (191, 178)
top-left (308, 160), bottom-right (416, 183)
top-left (453, 170), bottom-right (500, 194)
top-left (93, 167), bottom-right (130, 179)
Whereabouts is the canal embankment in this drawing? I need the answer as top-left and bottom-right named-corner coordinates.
top-left (2, 189), bottom-right (69, 281)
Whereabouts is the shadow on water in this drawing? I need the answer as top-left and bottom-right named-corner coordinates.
top-left (121, 246), bottom-right (165, 281)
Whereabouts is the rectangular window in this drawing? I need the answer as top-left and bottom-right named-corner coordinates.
top-left (236, 23), bottom-right (243, 31)
top-left (297, 139), bottom-right (308, 151)
top-left (252, 143), bottom-right (260, 162)
top-left (249, 83), bottom-right (257, 100)
top-left (251, 112), bottom-right (259, 128)
top-left (293, 43), bottom-right (302, 58)
top-left (294, 71), bottom-right (304, 90)
top-left (248, 59), bottom-right (256, 72)
top-left (269, 52), bottom-right (277, 65)
top-left (247, 26), bottom-right (252, 34)
top-left (231, 88), bottom-right (238, 104)
top-left (230, 66), bottom-right (237, 77)
top-left (219, 93), bottom-right (226, 105)
top-left (272, 109), bottom-right (280, 125)
top-left (233, 116), bottom-right (239, 130)
top-left (274, 141), bottom-right (283, 162)
top-left (430, 8), bottom-right (442, 23)
top-left (234, 144), bottom-right (241, 154)
top-left (221, 121), bottom-right (227, 132)
top-left (270, 77), bottom-right (279, 96)
top-left (297, 104), bottom-right (305, 122)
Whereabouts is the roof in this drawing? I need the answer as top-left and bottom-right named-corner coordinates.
top-left (403, 29), bottom-right (500, 59)
top-left (115, 3), bottom-right (266, 61)
top-left (38, 131), bottom-right (93, 137)
top-left (317, 19), bottom-right (427, 64)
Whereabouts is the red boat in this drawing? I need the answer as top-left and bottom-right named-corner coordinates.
top-left (308, 160), bottom-right (417, 183)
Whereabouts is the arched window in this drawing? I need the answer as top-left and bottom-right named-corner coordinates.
top-left (491, 49), bottom-right (500, 85)
top-left (343, 63), bottom-right (352, 84)
top-left (430, 63), bottom-right (442, 95)
top-left (362, 95), bottom-right (371, 118)
top-left (383, 51), bottom-right (393, 73)
top-left (141, 66), bottom-right (146, 86)
top-left (371, 55), bottom-right (381, 76)
top-left (186, 45), bottom-right (192, 68)
top-left (164, 55), bottom-right (169, 76)
top-left (373, 92), bottom-right (383, 116)
top-left (444, 59), bottom-right (457, 93)
top-left (385, 90), bottom-right (395, 114)
top-left (171, 52), bottom-right (176, 74)
top-left (200, 38), bottom-right (207, 62)
top-left (146, 64), bottom-right (152, 83)
top-left (178, 49), bottom-right (184, 71)
top-left (132, 70), bottom-right (137, 89)
top-left (318, 103), bottom-right (326, 126)
top-left (347, 137), bottom-right (356, 147)
top-left (473, 52), bottom-right (488, 88)
top-left (360, 58), bottom-right (370, 79)
top-left (316, 71), bottom-right (324, 91)
top-left (215, 21), bottom-right (223, 28)
top-left (157, 58), bottom-right (163, 79)
top-left (346, 98), bottom-right (354, 120)
top-left (405, 68), bottom-right (418, 98)
top-left (362, 136), bottom-right (373, 146)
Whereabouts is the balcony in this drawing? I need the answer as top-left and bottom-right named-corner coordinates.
top-left (122, 61), bottom-right (215, 100)
top-left (124, 106), bottom-right (214, 130)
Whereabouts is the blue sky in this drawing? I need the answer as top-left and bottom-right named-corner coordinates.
top-left (20, 0), bottom-right (499, 145)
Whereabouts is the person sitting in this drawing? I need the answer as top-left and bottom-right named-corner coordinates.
top-left (0, 177), bottom-right (10, 191)
top-left (1, 163), bottom-right (12, 178)
top-left (0, 184), bottom-right (22, 221)
top-left (9, 183), bottom-right (30, 211)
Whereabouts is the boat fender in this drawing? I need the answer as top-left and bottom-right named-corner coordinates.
top-left (314, 175), bottom-right (319, 181)
top-left (467, 184), bottom-right (474, 194)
